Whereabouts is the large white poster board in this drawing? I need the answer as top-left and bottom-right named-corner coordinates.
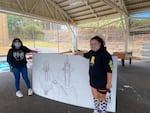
top-left (32, 53), bottom-right (117, 112)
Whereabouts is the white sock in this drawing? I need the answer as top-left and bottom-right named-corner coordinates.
top-left (100, 100), bottom-right (107, 113)
top-left (93, 98), bottom-right (100, 112)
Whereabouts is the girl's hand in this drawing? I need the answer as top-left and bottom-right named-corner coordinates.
top-left (74, 51), bottom-right (84, 56)
top-left (106, 83), bottom-right (112, 89)
top-left (10, 66), bottom-right (13, 72)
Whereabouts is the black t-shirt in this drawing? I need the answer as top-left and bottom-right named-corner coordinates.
top-left (7, 46), bottom-right (31, 68)
top-left (84, 48), bottom-right (113, 82)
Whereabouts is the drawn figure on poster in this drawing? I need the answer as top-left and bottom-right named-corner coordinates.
top-left (41, 63), bottom-right (53, 95)
top-left (62, 56), bottom-right (74, 88)
top-left (43, 63), bottom-right (50, 82)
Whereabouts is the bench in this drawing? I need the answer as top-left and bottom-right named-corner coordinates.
top-left (113, 52), bottom-right (132, 66)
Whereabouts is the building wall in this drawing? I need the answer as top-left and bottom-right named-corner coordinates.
top-left (0, 13), bottom-right (8, 46)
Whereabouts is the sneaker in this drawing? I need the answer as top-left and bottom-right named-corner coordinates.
top-left (16, 91), bottom-right (23, 98)
top-left (28, 88), bottom-right (33, 96)
top-left (93, 110), bottom-right (100, 113)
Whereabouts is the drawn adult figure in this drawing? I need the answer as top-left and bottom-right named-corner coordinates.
top-left (75, 36), bottom-right (113, 113)
top-left (62, 56), bottom-right (73, 88)
top-left (7, 38), bottom-right (37, 98)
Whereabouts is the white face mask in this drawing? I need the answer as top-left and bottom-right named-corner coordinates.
top-left (91, 45), bottom-right (100, 52)
top-left (14, 42), bottom-right (21, 49)
top-left (90, 39), bottom-right (101, 52)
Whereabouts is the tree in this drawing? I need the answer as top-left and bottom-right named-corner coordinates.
top-left (7, 14), bottom-right (44, 39)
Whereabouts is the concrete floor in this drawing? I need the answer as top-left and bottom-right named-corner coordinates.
top-left (0, 61), bottom-right (150, 113)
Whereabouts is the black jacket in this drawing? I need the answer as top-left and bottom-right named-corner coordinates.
top-left (7, 46), bottom-right (31, 68)
top-left (84, 48), bottom-right (113, 82)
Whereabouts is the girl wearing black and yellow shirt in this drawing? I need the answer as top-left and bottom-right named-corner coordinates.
top-left (76, 36), bottom-right (113, 113)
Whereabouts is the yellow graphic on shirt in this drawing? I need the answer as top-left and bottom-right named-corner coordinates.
top-left (90, 56), bottom-right (95, 65)
top-left (109, 60), bottom-right (113, 71)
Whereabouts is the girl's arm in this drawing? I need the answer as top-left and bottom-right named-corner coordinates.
top-left (75, 51), bottom-right (84, 56)
top-left (23, 46), bottom-right (38, 53)
top-left (107, 72), bottom-right (112, 89)
top-left (75, 50), bottom-right (91, 58)
top-left (31, 50), bottom-right (38, 53)
top-left (102, 53), bottom-right (113, 89)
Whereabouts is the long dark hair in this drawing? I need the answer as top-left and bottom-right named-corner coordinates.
top-left (90, 36), bottom-right (106, 49)
top-left (11, 38), bottom-right (23, 48)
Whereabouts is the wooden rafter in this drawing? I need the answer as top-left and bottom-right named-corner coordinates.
top-left (47, 0), bottom-right (76, 24)
top-left (102, 0), bottom-right (128, 16)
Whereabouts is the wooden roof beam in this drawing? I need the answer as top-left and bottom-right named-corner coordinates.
top-left (102, 0), bottom-right (128, 16)
top-left (16, 0), bottom-right (24, 12)
top-left (47, 0), bottom-right (76, 24)
top-left (119, 0), bottom-right (128, 15)
top-left (84, 1), bottom-right (98, 19)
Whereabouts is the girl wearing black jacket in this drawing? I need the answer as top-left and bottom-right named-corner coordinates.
top-left (76, 36), bottom-right (113, 113)
top-left (7, 38), bottom-right (37, 98)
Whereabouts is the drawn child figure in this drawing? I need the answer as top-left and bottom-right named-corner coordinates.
top-left (42, 63), bottom-right (52, 95)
